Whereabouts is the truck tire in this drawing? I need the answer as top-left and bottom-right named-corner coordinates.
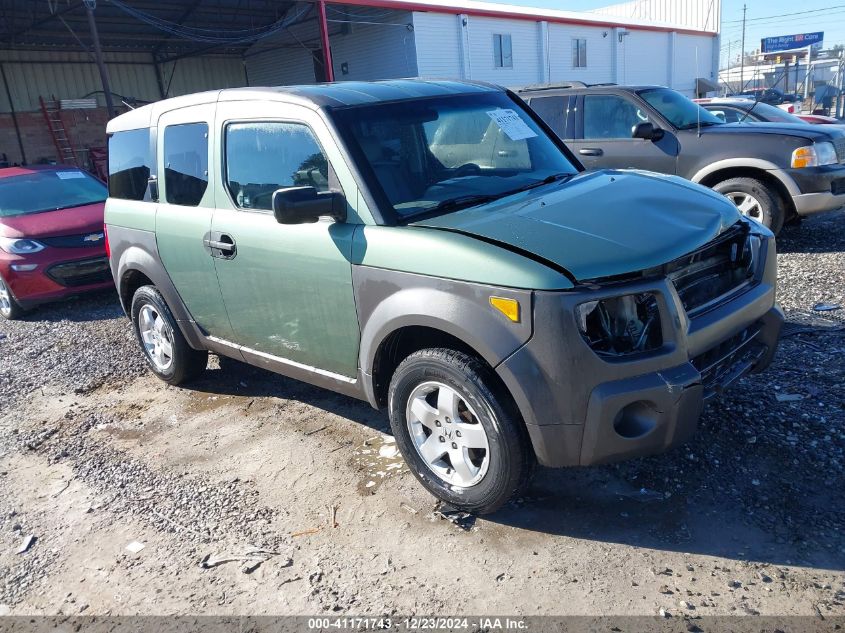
top-left (388, 348), bottom-right (535, 515)
top-left (714, 177), bottom-right (785, 235)
top-left (130, 285), bottom-right (208, 385)
top-left (0, 274), bottom-right (25, 320)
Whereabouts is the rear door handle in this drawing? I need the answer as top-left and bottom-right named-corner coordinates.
top-left (204, 239), bottom-right (234, 251)
top-left (203, 232), bottom-right (237, 259)
top-left (579, 148), bottom-right (604, 157)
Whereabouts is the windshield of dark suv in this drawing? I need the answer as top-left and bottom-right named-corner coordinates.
top-left (330, 92), bottom-right (578, 221)
top-left (638, 88), bottom-right (724, 130)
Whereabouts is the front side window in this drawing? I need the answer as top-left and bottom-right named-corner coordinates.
top-left (0, 169), bottom-right (107, 218)
top-left (583, 94), bottom-right (650, 139)
top-left (225, 122), bottom-right (330, 211)
top-left (108, 128), bottom-right (151, 200)
top-left (331, 92), bottom-right (579, 222)
top-left (638, 88), bottom-right (723, 130)
top-left (572, 38), bottom-right (587, 68)
top-left (493, 34), bottom-right (513, 68)
top-left (164, 122), bottom-right (208, 207)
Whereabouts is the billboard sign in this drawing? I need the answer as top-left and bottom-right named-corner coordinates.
top-left (761, 32), bottom-right (824, 53)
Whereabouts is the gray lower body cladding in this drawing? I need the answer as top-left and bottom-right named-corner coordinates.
top-left (496, 238), bottom-right (783, 468)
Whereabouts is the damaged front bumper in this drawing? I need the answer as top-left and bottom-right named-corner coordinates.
top-left (496, 222), bottom-right (783, 468)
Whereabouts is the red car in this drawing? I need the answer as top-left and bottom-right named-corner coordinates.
top-left (0, 165), bottom-right (113, 320)
top-left (798, 114), bottom-right (843, 125)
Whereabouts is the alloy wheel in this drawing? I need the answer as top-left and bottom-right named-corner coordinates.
top-left (138, 304), bottom-right (174, 371)
top-left (725, 191), bottom-right (764, 222)
top-left (0, 276), bottom-right (12, 317)
top-left (405, 381), bottom-right (490, 488)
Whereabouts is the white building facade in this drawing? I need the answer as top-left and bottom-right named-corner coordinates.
top-left (245, 0), bottom-right (721, 96)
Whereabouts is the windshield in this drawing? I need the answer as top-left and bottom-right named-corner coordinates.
top-left (330, 92), bottom-right (578, 221)
top-left (638, 88), bottom-right (723, 130)
top-left (0, 169), bottom-right (107, 218)
top-left (743, 102), bottom-right (808, 124)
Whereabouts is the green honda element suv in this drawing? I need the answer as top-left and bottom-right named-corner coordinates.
top-left (105, 79), bottom-right (783, 514)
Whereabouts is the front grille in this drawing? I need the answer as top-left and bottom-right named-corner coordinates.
top-left (692, 325), bottom-right (767, 400)
top-left (666, 223), bottom-right (756, 316)
top-left (833, 137), bottom-right (845, 163)
top-left (45, 257), bottom-right (111, 288)
top-left (41, 232), bottom-right (106, 249)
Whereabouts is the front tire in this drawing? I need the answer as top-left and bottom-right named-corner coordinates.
top-left (130, 285), bottom-right (208, 385)
top-left (0, 274), bottom-right (25, 320)
top-left (714, 177), bottom-right (785, 235)
top-left (388, 348), bottom-right (535, 515)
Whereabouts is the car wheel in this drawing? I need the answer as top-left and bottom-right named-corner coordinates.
top-left (0, 274), bottom-right (25, 320)
top-left (714, 177), bottom-right (785, 235)
top-left (388, 348), bottom-right (535, 515)
top-left (130, 285), bottom-right (208, 385)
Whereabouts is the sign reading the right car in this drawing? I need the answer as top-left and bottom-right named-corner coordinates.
top-left (761, 32), bottom-right (824, 54)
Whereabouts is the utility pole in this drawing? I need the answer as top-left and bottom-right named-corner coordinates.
top-left (740, 4), bottom-right (747, 91)
top-left (84, 0), bottom-right (116, 118)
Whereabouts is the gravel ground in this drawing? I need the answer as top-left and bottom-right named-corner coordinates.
top-left (0, 211), bottom-right (843, 617)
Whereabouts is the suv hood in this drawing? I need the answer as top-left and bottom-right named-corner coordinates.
top-left (704, 121), bottom-right (845, 141)
top-left (412, 170), bottom-right (741, 282)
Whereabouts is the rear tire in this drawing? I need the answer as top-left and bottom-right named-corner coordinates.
top-left (130, 285), bottom-right (208, 385)
top-left (714, 177), bottom-right (785, 235)
top-left (0, 274), bottom-right (25, 320)
top-left (388, 348), bottom-right (535, 515)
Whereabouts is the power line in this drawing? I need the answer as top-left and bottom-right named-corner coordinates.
top-left (723, 5), bottom-right (845, 24)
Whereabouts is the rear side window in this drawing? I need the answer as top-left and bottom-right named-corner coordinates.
top-left (164, 122), bottom-right (208, 207)
top-left (108, 129), bottom-right (151, 200)
top-left (528, 96), bottom-right (570, 138)
top-left (225, 122), bottom-right (330, 211)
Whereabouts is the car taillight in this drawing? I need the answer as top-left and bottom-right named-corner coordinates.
top-left (104, 225), bottom-right (110, 259)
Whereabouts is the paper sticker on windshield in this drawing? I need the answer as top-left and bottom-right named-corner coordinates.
top-left (486, 109), bottom-right (538, 141)
top-left (56, 171), bottom-right (86, 180)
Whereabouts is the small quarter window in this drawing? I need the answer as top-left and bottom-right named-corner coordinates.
top-left (493, 34), bottom-right (513, 69)
top-left (225, 121), bottom-right (330, 211)
top-left (164, 122), bottom-right (208, 207)
top-left (108, 128), bottom-right (151, 201)
top-left (572, 38), bottom-right (587, 68)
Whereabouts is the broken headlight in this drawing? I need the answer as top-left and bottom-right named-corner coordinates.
top-left (576, 293), bottom-right (663, 357)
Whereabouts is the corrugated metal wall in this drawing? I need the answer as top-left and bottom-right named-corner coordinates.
top-left (0, 49), bottom-right (246, 113)
top-left (413, 13), bottom-right (463, 78)
top-left (244, 6), bottom-right (417, 87)
top-left (593, 0), bottom-right (720, 33)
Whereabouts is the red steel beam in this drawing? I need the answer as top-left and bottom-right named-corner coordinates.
top-left (317, 0), bottom-right (334, 82)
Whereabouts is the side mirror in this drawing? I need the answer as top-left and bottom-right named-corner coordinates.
top-left (272, 186), bottom-right (346, 224)
top-left (632, 121), bottom-right (665, 142)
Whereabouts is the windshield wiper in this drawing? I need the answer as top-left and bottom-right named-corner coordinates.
top-left (402, 173), bottom-right (574, 222)
top-left (500, 172), bottom-right (574, 196)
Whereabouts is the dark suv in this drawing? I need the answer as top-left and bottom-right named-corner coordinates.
top-left (520, 83), bottom-right (845, 234)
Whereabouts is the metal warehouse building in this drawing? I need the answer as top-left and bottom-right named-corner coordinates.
top-left (0, 0), bottom-right (720, 169)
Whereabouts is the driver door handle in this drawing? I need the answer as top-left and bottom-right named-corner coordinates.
top-left (579, 148), bottom-right (604, 157)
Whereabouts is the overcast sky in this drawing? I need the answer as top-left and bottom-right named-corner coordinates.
top-left (475, 1), bottom-right (843, 67)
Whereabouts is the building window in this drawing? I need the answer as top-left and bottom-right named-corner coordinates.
top-left (572, 38), bottom-right (587, 68)
top-left (493, 34), bottom-right (513, 68)
top-left (225, 122), bottom-right (330, 211)
top-left (164, 122), bottom-right (209, 207)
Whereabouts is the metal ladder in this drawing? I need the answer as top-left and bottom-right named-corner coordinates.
top-left (39, 95), bottom-right (78, 166)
